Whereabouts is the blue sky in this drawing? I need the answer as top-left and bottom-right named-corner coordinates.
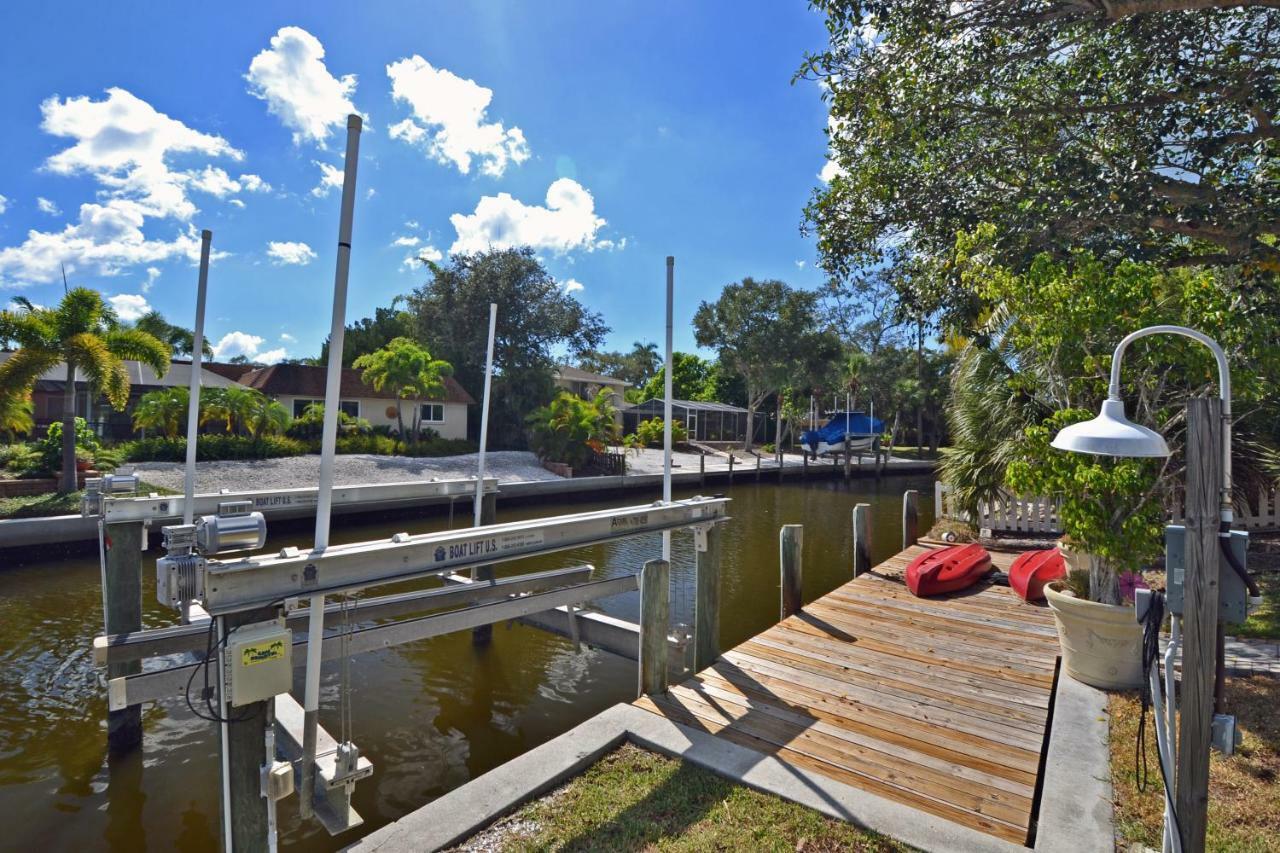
top-left (0, 1), bottom-right (833, 363)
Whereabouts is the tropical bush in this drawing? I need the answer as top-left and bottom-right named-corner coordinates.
top-left (625, 417), bottom-right (688, 449)
top-left (39, 418), bottom-right (100, 475)
top-left (0, 443), bottom-right (42, 477)
top-left (330, 434), bottom-right (476, 457)
top-left (285, 403), bottom-right (371, 440)
top-left (353, 336), bottom-right (453, 442)
top-left (121, 435), bottom-right (308, 462)
top-left (132, 387), bottom-right (190, 438)
top-left (527, 390), bottom-right (620, 470)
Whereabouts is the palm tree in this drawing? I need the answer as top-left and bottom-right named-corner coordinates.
top-left (133, 310), bottom-right (213, 358)
top-left (132, 387), bottom-right (189, 439)
top-left (0, 394), bottom-right (33, 442)
top-left (201, 386), bottom-right (263, 435)
top-left (0, 288), bottom-right (169, 491)
top-left (355, 337), bottom-right (452, 442)
top-left (246, 396), bottom-right (290, 439)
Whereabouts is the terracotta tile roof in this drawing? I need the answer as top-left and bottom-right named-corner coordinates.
top-left (239, 362), bottom-right (475, 405)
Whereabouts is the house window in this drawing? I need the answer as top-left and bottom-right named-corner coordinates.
top-left (292, 399), bottom-right (359, 418)
top-left (421, 403), bottom-right (444, 423)
top-left (293, 399), bottom-right (322, 417)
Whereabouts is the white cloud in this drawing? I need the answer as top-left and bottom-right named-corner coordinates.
top-left (266, 240), bottom-right (316, 265)
top-left (210, 330), bottom-right (285, 363)
top-left (246, 26), bottom-right (360, 146)
top-left (36, 197), bottom-right (60, 216)
top-left (108, 292), bottom-right (151, 321)
top-left (239, 173), bottom-right (271, 193)
top-left (228, 198), bottom-right (246, 209)
top-left (0, 195), bottom-right (7, 214)
top-left (392, 235), bottom-right (420, 247)
top-left (795, 260), bottom-right (806, 270)
top-left (188, 166), bottom-right (242, 198)
top-left (449, 178), bottom-right (606, 255)
top-left (401, 244), bottom-right (443, 269)
top-left (280, 332), bottom-right (297, 343)
top-left (40, 87), bottom-right (242, 220)
top-left (404, 219), bottom-right (420, 230)
top-left (0, 199), bottom-right (205, 286)
top-left (386, 55), bottom-right (529, 177)
top-left (561, 278), bottom-right (584, 294)
top-left (311, 161), bottom-right (344, 197)
top-left (142, 266), bottom-right (160, 293)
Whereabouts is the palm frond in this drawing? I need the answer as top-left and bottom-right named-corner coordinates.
top-left (0, 347), bottom-right (60, 399)
top-left (105, 327), bottom-right (170, 375)
top-left (64, 332), bottom-right (130, 409)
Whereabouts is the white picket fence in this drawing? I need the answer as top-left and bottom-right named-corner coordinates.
top-left (934, 481), bottom-right (1280, 534)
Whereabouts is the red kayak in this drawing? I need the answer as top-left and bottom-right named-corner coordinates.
top-left (1009, 548), bottom-right (1066, 602)
top-left (905, 544), bottom-right (993, 596)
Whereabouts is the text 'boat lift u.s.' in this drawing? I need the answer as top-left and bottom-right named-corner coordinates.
top-left (86, 113), bottom-right (722, 852)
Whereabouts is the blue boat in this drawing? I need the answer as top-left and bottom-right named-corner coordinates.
top-left (800, 411), bottom-right (884, 458)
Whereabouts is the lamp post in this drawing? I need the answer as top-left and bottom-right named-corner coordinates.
top-left (1048, 324), bottom-right (1235, 853)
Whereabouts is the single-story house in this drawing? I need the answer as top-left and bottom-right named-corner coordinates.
top-left (0, 352), bottom-right (241, 441)
top-left (622, 398), bottom-right (769, 444)
top-left (553, 365), bottom-right (628, 420)
top-left (239, 363), bottom-right (475, 439)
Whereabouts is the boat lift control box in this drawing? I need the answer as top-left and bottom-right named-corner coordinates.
top-left (225, 620), bottom-right (292, 707)
top-left (1164, 525), bottom-right (1248, 624)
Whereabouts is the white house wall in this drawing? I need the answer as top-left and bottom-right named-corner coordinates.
top-left (275, 395), bottom-right (470, 440)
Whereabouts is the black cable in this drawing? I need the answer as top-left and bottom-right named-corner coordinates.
top-left (183, 604), bottom-right (286, 725)
top-left (1219, 522), bottom-right (1260, 597)
top-left (1137, 590), bottom-right (1183, 846)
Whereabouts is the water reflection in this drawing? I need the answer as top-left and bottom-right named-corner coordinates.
top-left (0, 475), bottom-right (933, 850)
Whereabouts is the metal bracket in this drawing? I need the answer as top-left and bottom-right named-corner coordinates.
top-left (567, 602), bottom-right (581, 653)
top-left (693, 523), bottom-right (713, 553)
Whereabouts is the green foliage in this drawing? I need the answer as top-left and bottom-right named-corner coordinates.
top-left (132, 310), bottom-right (212, 357)
top-left (330, 433), bottom-right (477, 457)
top-left (40, 418), bottom-right (99, 474)
top-left (578, 341), bottom-right (661, 388)
top-left (693, 277), bottom-right (841, 447)
top-left (804, 0), bottom-right (1280, 325)
top-left (526, 390), bottom-right (619, 470)
top-left (638, 352), bottom-right (717, 402)
top-left (0, 287), bottom-right (169, 490)
top-left (0, 394), bottom-right (33, 441)
top-left (284, 403), bottom-right (371, 440)
top-left (133, 387), bottom-right (189, 438)
top-left (405, 247), bottom-right (608, 449)
top-left (353, 336), bottom-right (453, 440)
top-left (0, 443), bottom-right (42, 477)
top-left (1007, 410), bottom-right (1164, 604)
top-left (627, 417), bottom-right (689, 449)
top-left (320, 301), bottom-right (415, 367)
top-left (122, 435), bottom-right (308, 462)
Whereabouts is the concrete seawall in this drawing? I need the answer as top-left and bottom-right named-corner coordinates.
top-left (0, 458), bottom-right (934, 552)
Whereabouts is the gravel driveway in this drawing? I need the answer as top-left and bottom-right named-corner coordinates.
top-left (128, 451), bottom-right (561, 493)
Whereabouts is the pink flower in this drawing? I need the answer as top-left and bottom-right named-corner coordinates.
top-left (1118, 571), bottom-right (1150, 605)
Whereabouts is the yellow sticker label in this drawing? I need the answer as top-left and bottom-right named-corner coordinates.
top-left (241, 640), bottom-right (286, 667)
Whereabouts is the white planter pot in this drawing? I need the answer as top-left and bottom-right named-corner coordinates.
top-left (1044, 582), bottom-right (1142, 690)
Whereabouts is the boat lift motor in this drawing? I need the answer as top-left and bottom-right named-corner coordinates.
top-left (81, 473), bottom-right (141, 515)
top-left (156, 501), bottom-right (267, 610)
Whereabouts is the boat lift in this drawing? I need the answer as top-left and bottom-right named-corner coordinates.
top-left (91, 490), bottom-right (729, 850)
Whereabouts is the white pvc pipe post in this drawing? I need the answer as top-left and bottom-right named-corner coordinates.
top-left (473, 303), bottom-right (497, 528)
top-left (301, 114), bottom-right (362, 820)
top-left (662, 257), bottom-right (674, 561)
top-left (183, 230), bottom-right (212, 529)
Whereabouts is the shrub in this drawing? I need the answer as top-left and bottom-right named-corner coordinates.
top-left (526, 390), bottom-right (618, 470)
top-left (285, 404), bottom-right (371, 440)
top-left (122, 435), bottom-right (308, 462)
top-left (40, 418), bottom-right (100, 474)
top-left (628, 417), bottom-right (688, 449)
top-left (0, 443), bottom-right (43, 477)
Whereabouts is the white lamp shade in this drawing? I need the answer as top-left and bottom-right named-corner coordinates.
top-left (1050, 398), bottom-right (1171, 458)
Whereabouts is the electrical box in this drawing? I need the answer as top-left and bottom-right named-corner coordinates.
top-left (1164, 525), bottom-right (1248, 624)
top-left (225, 620), bottom-right (292, 707)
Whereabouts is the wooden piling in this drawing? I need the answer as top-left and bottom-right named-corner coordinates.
top-left (104, 521), bottom-right (144, 754)
top-left (694, 522), bottom-right (722, 671)
top-left (756, 454), bottom-right (761, 482)
top-left (802, 452), bottom-right (808, 479)
top-left (472, 491), bottom-right (499, 646)
top-left (852, 503), bottom-right (871, 577)
top-left (1177, 397), bottom-right (1222, 852)
top-left (728, 453), bottom-right (734, 482)
top-left (638, 559), bottom-right (670, 697)
top-left (699, 453), bottom-right (706, 487)
top-left (221, 606), bottom-right (278, 852)
top-left (843, 436), bottom-right (852, 480)
top-left (780, 524), bottom-right (803, 619)
top-left (902, 489), bottom-right (919, 550)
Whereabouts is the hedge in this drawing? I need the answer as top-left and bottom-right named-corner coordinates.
top-left (121, 435), bottom-right (309, 462)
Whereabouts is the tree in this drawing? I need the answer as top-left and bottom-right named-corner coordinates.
top-left (133, 387), bottom-right (189, 438)
top-left (637, 352), bottom-right (717, 402)
top-left (201, 386), bottom-right (265, 436)
top-left (803, 1), bottom-right (1280, 322)
top-left (579, 341), bottom-right (661, 388)
top-left (0, 288), bottom-right (169, 491)
top-left (133, 310), bottom-right (213, 358)
top-left (320, 300), bottom-right (415, 367)
top-left (693, 278), bottom-right (841, 449)
top-left (527, 388), bottom-right (619, 470)
top-left (404, 248), bottom-right (607, 448)
top-left (353, 337), bottom-right (452, 441)
top-left (0, 393), bottom-right (33, 441)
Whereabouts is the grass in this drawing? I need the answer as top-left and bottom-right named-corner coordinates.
top-left (1236, 542), bottom-right (1280, 640)
top-left (1109, 677), bottom-right (1280, 852)
top-left (0, 479), bottom-right (176, 519)
top-left (458, 744), bottom-right (912, 852)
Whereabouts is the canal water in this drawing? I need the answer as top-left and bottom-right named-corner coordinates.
top-left (0, 474), bottom-right (933, 851)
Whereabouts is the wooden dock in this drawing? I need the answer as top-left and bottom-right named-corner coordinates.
top-left (634, 543), bottom-right (1061, 846)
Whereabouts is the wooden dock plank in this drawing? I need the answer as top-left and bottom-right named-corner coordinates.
top-left (632, 542), bottom-right (1061, 847)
